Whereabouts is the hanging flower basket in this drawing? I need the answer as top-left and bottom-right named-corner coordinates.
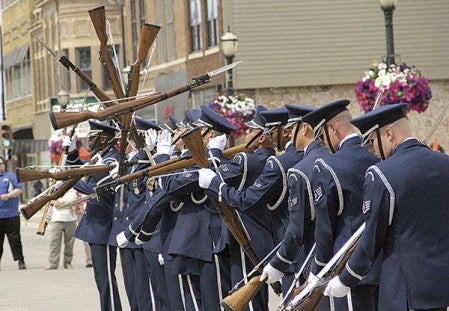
top-left (354, 61), bottom-right (432, 113)
top-left (208, 94), bottom-right (256, 139)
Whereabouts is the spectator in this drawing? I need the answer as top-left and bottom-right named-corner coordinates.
top-left (0, 156), bottom-right (26, 270)
top-left (32, 180), bottom-right (45, 197)
top-left (44, 188), bottom-right (78, 270)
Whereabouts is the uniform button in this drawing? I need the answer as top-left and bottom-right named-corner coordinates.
top-left (125, 216), bottom-right (129, 220)
top-left (114, 217), bottom-right (117, 220)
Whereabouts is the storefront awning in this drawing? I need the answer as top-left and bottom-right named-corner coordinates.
top-left (3, 45), bottom-right (29, 69)
top-left (12, 139), bottom-right (48, 154)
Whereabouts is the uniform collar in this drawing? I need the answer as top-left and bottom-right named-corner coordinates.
top-left (339, 133), bottom-right (359, 149)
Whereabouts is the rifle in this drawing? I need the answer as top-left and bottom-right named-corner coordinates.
top-left (17, 164), bottom-right (113, 183)
top-left (89, 6), bottom-right (125, 99)
top-left (95, 142), bottom-right (250, 194)
top-left (49, 62), bottom-right (241, 130)
top-left (282, 223), bottom-right (365, 311)
top-left (118, 23), bottom-right (160, 176)
top-left (181, 128), bottom-right (283, 299)
top-left (221, 243), bottom-right (282, 311)
top-left (34, 36), bottom-right (111, 103)
top-left (20, 138), bottom-right (118, 220)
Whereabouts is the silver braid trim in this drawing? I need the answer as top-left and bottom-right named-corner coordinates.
top-left (288, 168), bottom-right (315, 221)
top-left (370, 166), bottom-right (396, 225)
top-left (316, 158), bottom-right (344, 216)
top-left (266, 156), bottom-right (287, 210)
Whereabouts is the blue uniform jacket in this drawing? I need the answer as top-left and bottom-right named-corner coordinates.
top-left (74, 148), bottom-right (119, 244)
top-left (109, 149), bottom-right (152, 248)
top-left (270, 141), bottom-right (329, 272)
top-left (207, 147), bottom-right (276, 258)
top-left (340, 139), bottom-right (449, 310)
top-left (311, 136), bottom-right (380, 285)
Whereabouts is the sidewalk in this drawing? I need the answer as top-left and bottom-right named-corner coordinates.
top-left (0, 210), bottom-right (130, 311)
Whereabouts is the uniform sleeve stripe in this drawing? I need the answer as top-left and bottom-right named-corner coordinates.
top-left (288, 168), bottom-right (315, 221)
top-left (345, 262), bottom-right (363, 280)
top-left (315, 257), bottom-right (327, 267)
top-left (276, 251), bottom-right (293, 265)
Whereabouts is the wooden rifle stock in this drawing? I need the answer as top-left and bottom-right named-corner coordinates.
top-left (89, 6), bottom-right (125, 99)
top-left (49, 73), bottom-right (211, 130)
top-left (182, 129), bottom-right (283, 297)
top-left (17, 164), bottom-right (111, 182)
top-left (222, 276), bottom-right (263, 311)
top-left (285, 240), bottom-right (361, 311)
top-left (126, 23), bottom-right (160, 98)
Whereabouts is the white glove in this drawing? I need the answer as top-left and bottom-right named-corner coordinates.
top-left (109, 162), bottom-right (119, 179)
top-left (307, 273), bottom-right (319, 284)
top-left (49, 167), bottom-right (61, 174)
top-left (144, 129), bottom-right (158, 152)
top-left (91, 153), bottom-right (103, 164)
top-left (135, 236), bottom-right (144, 245)
top-left (156, 129), bottom-right (173, 156)
top-left (260, 263), bottom-right (284, 283)
top-left (198, 168), bottom-right (217, 189)
top-left (62, 136), bottom-right (77, 152)
top-left (324, 276), bottom-right (350, 298)
top-left (207, 134), bottom-right (227, 151)
top-left (158, 253), bottom-right (165, 266)
top-left (116, 232), bottom-right (128, 248)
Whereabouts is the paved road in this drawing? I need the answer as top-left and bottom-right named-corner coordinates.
top-left (0, 211), bottom-right (281, 311)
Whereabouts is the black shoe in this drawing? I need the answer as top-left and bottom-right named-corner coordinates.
top-left (18, 260), bottom-right (26, 270)
top-left (85, 263), bottom-right (93, 268)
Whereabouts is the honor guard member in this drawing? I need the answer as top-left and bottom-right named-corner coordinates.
top-left (307, 100), bottom-right (380, 311)
top-left (199, 105), bottom-right (284, 311)
top-left (161, 105), bottom-right (236, 311)
top-left (200, 106), bottom-right (304, 297)
top-left (108, 117), bottom-right (163, 311)
top-left (260, 105), bottom-right (330, 304)
top-left (160, 114), bottom-right (184, 157)
top-left (325, 104), bottom-right (449, 311)
top-left (71, 120), bottom-right (122, 311)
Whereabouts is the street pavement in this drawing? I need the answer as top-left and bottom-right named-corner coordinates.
top-left (0, 210), bottom-right (281, 311)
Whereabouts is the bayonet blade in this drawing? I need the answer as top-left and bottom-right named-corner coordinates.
top-left (33, 36), bottom-right (59, 58)
top-left (207, 61), bottom-right (243, 77)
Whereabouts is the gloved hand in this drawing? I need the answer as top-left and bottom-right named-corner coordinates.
top-left (109, 162), bottom-right (119, 179)
top-left (324, 276), bottom-right (350, 297)
top-left (62, 135), bottom-right (77, 152)
top-left (198, 168), bottom-right (217, 189)
top-left (158, 253), bottom-right (165, 266)
top-left (259, 263), bottom-right (284, 283)
top-left (116, 232), bottom-right (128, 248)
top-left (144, 129), bottom-right (158, 152)
top-left (207, 134), bottom-right (227, 151)
top-left (135, 236), bottom-right (144, 245)
top-left (307, 273), bottom-right (319, 284)
top-left (156, 129), bottom-right (173, 156)
top-left (49, 167), bottom-right (61, 174)
top-left (91, 153), bottom-right (103, 164)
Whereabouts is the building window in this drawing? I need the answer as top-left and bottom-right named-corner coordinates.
top-left (165, 0), bottom-right (175, 61)
top-left (191, 87), bottom-right (216, 108)
top-left (206, 0), bottom-right (218, 47)
top-left (139, 0), bottom-right (146, 27)
top-left (155, 0), bottom-right (166, 64)
top-left (131, 0), bottom-right (138, 61)
top-left (76, 47), bottom-right (91, 92)
top-left (102, 45), bottom-right (120, 91)
top-left (190, 0), bottom-right (202, 52)
top-left (4, 48), bottom-right (32, 101)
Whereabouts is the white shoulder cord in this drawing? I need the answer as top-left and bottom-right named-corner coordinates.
top-left (106, 16), bottom-right (125, 92)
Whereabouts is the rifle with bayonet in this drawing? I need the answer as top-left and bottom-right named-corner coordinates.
top-left (16, 164), bottom-right (114, 183)
top-left (34, 36), bottom-right (111, 103)
top-left (89, 6), bottom-right (125, 99)
top-left (181, 128), bottom-right (283, 298)
top-left (19, 138), bottom-right (118, 220)
top-left (282, 223), bottom-right (365, 311)
top-left (49, 62), bottom-right (241, 130)
top-left (95, 142), bottom-right (251, 194)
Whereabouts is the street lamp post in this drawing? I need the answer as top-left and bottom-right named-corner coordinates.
top-left (220, 29), bottom-right (238, 96)
top-left (379, 0), bottom-right (398, 66)
top-left (57, 89), bottom-right (70, 111)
